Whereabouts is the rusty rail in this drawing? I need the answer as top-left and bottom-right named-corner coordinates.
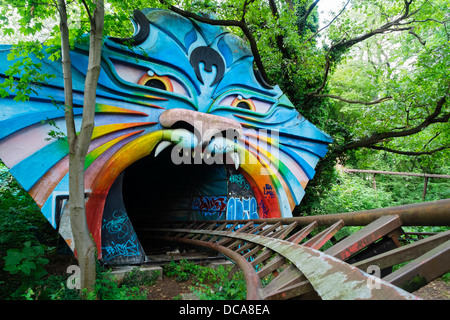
top-left (142, 199), bottom-right (450, 300)
top-left (198, 198), bottom-right (450, 227)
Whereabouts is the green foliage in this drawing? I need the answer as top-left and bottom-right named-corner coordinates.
top-left (84, 267), bottom-right (148, 300)
top-left (164, 258), bottom-right (219, 284)
top-left (163, 259), bottom-right (247, 300)
top-left (314, 171), bottom-right (393, 214)
top-left (3, 241), bottom-right (49, 277)
top-left (442, 273), bottom-right (450, 283)
top-left (1, 161), bottom-right (36, 209)
top-left (0, 41), bottom-right (56, 101)
top-left (313, 168), bottom-right (450, 216)
top-left (0, 162), bottom-right (55, 254)
top-left (164, 259), bottom-right (199, 282)
top-left (120, 267), bottom-right (160, 287)
top-left (192, 266), bottom-right (247, 300)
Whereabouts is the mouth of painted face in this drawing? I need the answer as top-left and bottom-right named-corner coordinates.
top-left (121, 108), bottom-right (262, 226)
top-left (154, 127), bottom-right (242, 170)
top-left (155, 108), bottom-right (245, 170)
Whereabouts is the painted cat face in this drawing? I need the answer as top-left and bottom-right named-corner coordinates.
top-left (0, 9), bottom-right (332, 264)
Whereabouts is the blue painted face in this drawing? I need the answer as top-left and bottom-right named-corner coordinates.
top-left (0, 8), bottom-right (332, 264)
top-left (97, 9), bottom-right (332, 215)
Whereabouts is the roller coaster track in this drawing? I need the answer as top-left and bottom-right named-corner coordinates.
top-left (143, 199), bottom-right (450, 300)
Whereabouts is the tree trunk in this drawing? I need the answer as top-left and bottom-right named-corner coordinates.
top-left (68, 153), bottom-right (97, 294)
top-left (57, 0), bottom-right (104, 295)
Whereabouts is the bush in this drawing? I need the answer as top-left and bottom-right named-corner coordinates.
top-left (120, 267), bottom-right (160, 288)
top-left (192, 265), bottom-right (247, 300)
top-left (84, 267), bottom-right (148, 300)
top-left (3, 241), bottom-right (49, 278)
top-left (314, 171), bottom-right (393, 215)
top-left (163, 259), bottom-right (247, 300)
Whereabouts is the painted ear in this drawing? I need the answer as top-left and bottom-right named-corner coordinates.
top-left (109, 10), bottom-right (150, 46)
top-left (253, 69), bottom-right (273, 90)
top-left (189, 46), bottom-right (225, 86)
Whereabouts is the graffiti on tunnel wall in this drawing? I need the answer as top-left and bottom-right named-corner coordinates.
top-left (226, 197), bottom-right (258, 220)
top-left (102, 210), bottom-right (141, 262)
top-left (192, 195), bottom-right (228, 220)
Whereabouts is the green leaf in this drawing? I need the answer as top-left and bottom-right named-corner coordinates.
top-left (3, 264), bottom-right (19, 274)
top-left (3, 27), bottom-right (14, 36)
top-left (19, 262), bottom-right (32, 275)
top-left (4, 250), bottom-right (24, 266)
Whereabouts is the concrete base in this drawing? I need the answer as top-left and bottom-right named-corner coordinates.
top-left (181, 293), bottom-right (199, 300)
top-left (109, 257), bottom-right (234, 283)
top-left (207, 259), bottom-right (234, 269)
top-left (111, 265), bottom-right (163, 282)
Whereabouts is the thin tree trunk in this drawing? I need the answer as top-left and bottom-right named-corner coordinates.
top-left (57, 0), bottom-right (104, 295)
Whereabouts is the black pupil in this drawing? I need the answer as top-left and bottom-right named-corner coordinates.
top-left (236, 101), bottom-right (250, 109)
top-left (145, 79), bottom-right (167, 90)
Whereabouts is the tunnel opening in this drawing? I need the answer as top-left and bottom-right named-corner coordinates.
top-left (121, 146), bottom-right (229, 256)
top-left (100, 145), bottom-right (260, 265)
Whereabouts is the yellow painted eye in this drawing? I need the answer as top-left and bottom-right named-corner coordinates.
top-left (138, 72), bottom-right (173, 92)
top-left (231, 96), bottom-right (256, 111)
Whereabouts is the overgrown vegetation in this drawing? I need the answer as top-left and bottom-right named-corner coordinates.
top-left (311, 168), bottom-right (450, 215)
top-left (1, 160), bottom-right (245, 299)
top-left (0, 160), bottom-right (65, 299)
top-left (2, 149), bottom-right (450, 300)
top-left (164, 259), bottom-right (247, 300)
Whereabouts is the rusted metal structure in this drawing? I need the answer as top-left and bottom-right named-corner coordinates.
top-left (144, 199), bottom-right (450, 300)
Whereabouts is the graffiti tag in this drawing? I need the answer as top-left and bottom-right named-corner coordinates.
top-left (102, 235), bottom-right (141, 261)
top-left (229, 173), bottom-right (250, 190)
top-left (192, 196), bottom-right (228, 212)
top-left (102, 210), bottom-right (130, 240)
top-left (226, 197), bottom-right (258, 220)
top-left (263, 184), bottom-right (275, 199)
top-left (258, 199), bottom-right (270, 219)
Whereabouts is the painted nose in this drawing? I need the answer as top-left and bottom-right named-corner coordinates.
top-left (159, 108), bottom-right (243, 144)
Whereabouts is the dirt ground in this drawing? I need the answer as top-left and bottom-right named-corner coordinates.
top-left (413, 279), bottom-right (450, 300)
top-left (141, 274), bottom-right (450, 300)
top-left (44, 253), bottom-right (450, 300)
top-left (143, 277), bottom-right (199, 300)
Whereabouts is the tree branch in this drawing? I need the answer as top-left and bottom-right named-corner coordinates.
top-left (340, 83), bottom-right (450, 151)
top-left (268, 0), bottom-right (293, 62)
top-left (313, 94), bottom-right (393, 105)
top-left (80, 0), bottom-right (92, 22)
top-left (330, 0), bottom-right (418, 53)
top-left (423, 132), bottom-right (441, 149)
top-left (161, 1), bottom-right (271, 85)
top-left (305, 0), bottom-right (351, 43)
top-left (297, 0), bottom-right (320, 34)
top-left (368, 145), bottom-right (449, 156)
top-left (57, 0), bottom-right (76, 149)
top-left (308, 55), bottom-right (331, 96)
top-left (307, 0), bottom-right (428, 97)
top-left (408, 28), bottom-right (426, 45)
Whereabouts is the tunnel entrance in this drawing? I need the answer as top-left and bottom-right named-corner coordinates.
top-left (121, 146), bottom-right (229, 256)
top-left (101, 146), bottom-right (259, 264)
top-left (122, 146), bottom-right (229, 222)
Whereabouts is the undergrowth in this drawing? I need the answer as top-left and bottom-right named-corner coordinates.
top-left (164, 259), bottom-right (247, 300)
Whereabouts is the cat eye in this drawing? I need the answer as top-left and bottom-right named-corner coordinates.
top-left (218, 94), bottom-right (273, 113)
top-left (138, 72), bottom-right (173, 92)
top-left (231, 95), bottom-right (256, 111)
top-left (110, 59), bottom-right (191, 97)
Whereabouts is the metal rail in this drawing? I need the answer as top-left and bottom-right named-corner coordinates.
top-left (141, 199), bottom-right (450, 300)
